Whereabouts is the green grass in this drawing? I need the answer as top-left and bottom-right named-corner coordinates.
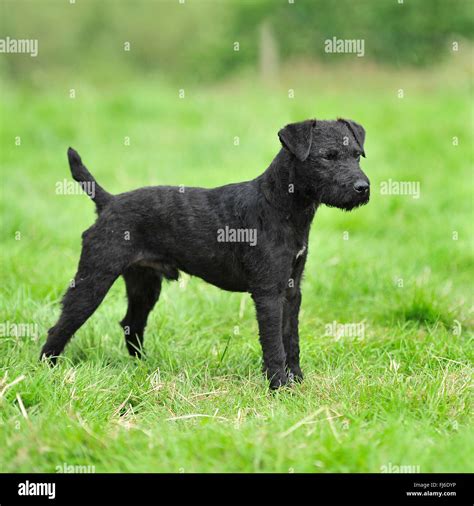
top-left (0, 62), bottom-right (473, 473)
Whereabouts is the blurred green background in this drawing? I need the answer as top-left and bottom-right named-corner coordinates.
top-left (0, 0), bottom-right (473, 473)
top-left (1, 0), bottom-right (474, 85)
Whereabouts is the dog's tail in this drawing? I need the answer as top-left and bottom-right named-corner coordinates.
top-left (67, 148), bottom-right (113, 213)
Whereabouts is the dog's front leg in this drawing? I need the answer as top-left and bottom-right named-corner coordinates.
top-left (252, 292), bottom-right (288, 389)
top-left (283, 287), bottom-right (303, 382)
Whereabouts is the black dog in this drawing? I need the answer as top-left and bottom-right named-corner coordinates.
top-left (40, 119), bottom-right (369, 389)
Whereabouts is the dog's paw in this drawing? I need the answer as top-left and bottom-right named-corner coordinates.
top-left (267, 368), bottom-right (290, 390)
top-left (39, 346), bottom-right (58, 366)
top-left (287, 366), bottom-right (304, 383)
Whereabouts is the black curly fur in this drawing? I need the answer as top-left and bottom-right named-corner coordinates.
top-left (40, 118), bottom-right (370, 389)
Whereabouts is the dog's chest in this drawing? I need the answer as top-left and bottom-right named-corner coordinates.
top-left (295, 243), bottom-right (306, 260)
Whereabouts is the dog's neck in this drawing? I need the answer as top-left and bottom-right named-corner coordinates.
top-left (259, 149), bottom-right (318, 221)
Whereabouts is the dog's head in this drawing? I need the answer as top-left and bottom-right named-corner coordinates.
top-left (278, 118), bottom-right (370, 211)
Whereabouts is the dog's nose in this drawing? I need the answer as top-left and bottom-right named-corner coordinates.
top-left (353, 180), bottom-right (370, 194)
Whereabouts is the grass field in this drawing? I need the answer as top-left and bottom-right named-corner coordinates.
top-left (0, 62), bottom-right (473, 473)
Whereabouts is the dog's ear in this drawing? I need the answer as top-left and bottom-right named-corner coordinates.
top-left (338, 118), bottom-right (366, 157)
top-left (278, 120), bottom-right (315, 161)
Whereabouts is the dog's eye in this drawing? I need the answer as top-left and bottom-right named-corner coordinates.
top-left (322, 150), bottom-right (338, 161)
top-left (354, 151), bottom-right (361, 162)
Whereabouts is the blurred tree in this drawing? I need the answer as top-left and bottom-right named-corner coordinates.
top-left (259, 20), bottom-right (279, 82)
top-left (0, 0), bottom-right (472, 85)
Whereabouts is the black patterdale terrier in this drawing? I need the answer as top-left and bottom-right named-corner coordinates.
top-left (40, 119), bottom-right (370, 389)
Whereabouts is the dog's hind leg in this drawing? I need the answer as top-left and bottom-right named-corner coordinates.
top-left (40, 229), bottom-right (124, 363)
top-left (120, 265), bottom-right (162, 357)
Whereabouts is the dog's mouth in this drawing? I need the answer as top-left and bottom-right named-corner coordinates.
top-left (348, 189), bottom-right (370, 210)
top-left (344, 193), bottom-right (370, 211)
top-left (322, 188), bottom-right (370, 212)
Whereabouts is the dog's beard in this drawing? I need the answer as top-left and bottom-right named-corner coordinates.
top-left (321, 190), bottom-right (370, 211)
